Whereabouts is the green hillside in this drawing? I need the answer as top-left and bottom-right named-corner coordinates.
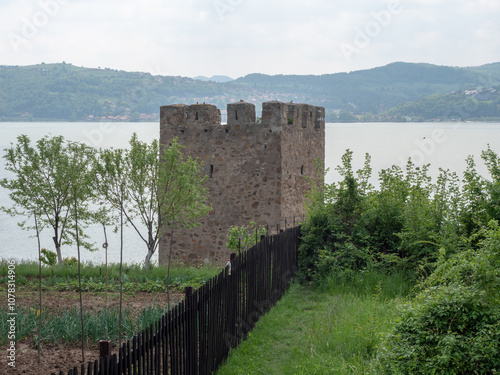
top-left (0, 61), bottom-right (499, 122)
top-left (387, 86), bottom-right (500, 121)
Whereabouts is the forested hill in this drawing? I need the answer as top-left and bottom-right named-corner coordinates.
top-left (1, 61), bottom-right (499, 122)
top-left (387, 86), bottom-right (500, 121)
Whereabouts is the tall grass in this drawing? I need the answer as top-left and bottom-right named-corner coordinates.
top-left (217, 271), bottom-right (414, 374)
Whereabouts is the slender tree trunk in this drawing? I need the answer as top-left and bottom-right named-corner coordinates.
top-left (53, 237), bottom-right (63, 268)
top-left (102, 223), bottom-right (109, 340)
top-left (35, 212), bottom-right (42, 363)
top-left (166, 212), bottom-right (174, 312)
top-left (144, 249), bottom-right (154, 272)
top-left (74, 196), bottom-right (85, 363)
top-left (144, 221), bottom-right (154, 271)
top-left (53, 216), bottom-right (63, 267)
top-left (119, 201), bottom-right (124, 349)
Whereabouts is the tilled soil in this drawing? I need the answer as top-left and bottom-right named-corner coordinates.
top-left (1, 289), bottom-right (183, 375)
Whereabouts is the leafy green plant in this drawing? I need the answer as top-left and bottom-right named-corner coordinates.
top-left (1, 135), bottom-right (97, 266)
top-left (298, 148), bottom-right (500, 283)
top-left (40, 248), bottom-right (57, 267)
top-left (379, 221), bottom-right (500, 374)
top-left (63, 256), bottom-right (78, 266)
top-left (226, 220), bottom-right (267, 253)
top-left (0, 304), bottom-right (168, 346)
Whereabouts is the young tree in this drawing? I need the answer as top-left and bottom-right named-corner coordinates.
top-left (93, 147), bottom-right (127, 345)
top-left (131, 135), bottom-right (210, 270)
top-left (95, 134), bottom-right (210, 270)
top-left (1, 135), bottom-right (95, 266)
top-left (66, 140), bottom-right (96, 362)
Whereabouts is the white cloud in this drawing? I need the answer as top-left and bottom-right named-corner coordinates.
top-left (0, 0), bottom-right (498, 77)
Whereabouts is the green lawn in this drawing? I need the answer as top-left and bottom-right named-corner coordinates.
top-left (216, 271), bottom-right (413, 375)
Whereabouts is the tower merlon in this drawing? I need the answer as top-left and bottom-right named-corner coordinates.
top-left (160, 103), bottom-right (221, 127)
top-left (227, 101), bottom-right (256, 125)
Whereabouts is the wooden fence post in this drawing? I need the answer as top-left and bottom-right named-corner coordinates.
top-left (99, 340), bottom-right (111, 359)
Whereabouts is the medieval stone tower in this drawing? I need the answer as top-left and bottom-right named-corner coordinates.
top-left (158, 101), bottom-right (325, 265)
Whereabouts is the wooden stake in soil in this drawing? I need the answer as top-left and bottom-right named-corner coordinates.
top-left (99, 340), bottom-right (112, 359)
top-left (102, 223), bottom-right (109, 340)
top-left (167, 210), bottom-right (175, 312)
top-left (119, 202), bottom-right (124, 349)
top-left (35, 212), bottom-right (42, 363)
top-left (74, 194), bottom-right (85, 363)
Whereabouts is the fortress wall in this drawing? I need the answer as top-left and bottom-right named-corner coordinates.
top-left (158, 101), bottom-right (324, 265)
top-left (279, 104), bottom-right (325, 223)
top-left (159, 103), bottom-right (281, 264)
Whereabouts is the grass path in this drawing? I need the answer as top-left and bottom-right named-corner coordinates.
top-left (217, 272), bottom-right (412, 374)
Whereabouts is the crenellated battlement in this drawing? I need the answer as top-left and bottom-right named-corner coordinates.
top-left (159, 100), bottom-right (325, 265)
top-left (160, 103), bottom-right (221, 127)
top-left (160, 101), bottom-right (325, 132)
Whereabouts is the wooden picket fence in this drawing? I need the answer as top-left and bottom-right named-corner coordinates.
top-left (51, 225), bottom-right (301, 375)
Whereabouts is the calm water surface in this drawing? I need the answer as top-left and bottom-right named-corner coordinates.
top-left (1, 121), bottom-right (499, 264)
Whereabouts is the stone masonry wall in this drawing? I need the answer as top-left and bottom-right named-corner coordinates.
top-left (159, 101), bottom-right (325, 265)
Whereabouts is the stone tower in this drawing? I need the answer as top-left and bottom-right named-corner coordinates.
top-left (159, 101), bottom-right (325, 265)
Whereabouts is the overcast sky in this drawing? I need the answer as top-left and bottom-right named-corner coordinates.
top-left (1, 0), bottom-right (499, 78)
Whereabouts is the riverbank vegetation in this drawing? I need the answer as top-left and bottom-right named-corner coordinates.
top-left (0, 134), bottom-right (209, 270)
top-left (220, 147), bottom-right (500, 373)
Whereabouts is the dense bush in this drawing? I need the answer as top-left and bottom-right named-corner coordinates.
top-left (296, 148), bottom-right (500, 373)
top-left (379, 221), bottom-right (500, 374)
top-left (298, 147), bottom-right (500, 284)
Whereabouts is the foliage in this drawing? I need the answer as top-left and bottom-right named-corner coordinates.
top-left (379, 221), bottom-right (500, 374)
top-left (63, 257), bottom-right (78, 267)
top-left (388, 86), bottom-right (500, 121)
top-left (1, 135), bottom-right (97, 266)
top-left (40, 249), bottom-right (57, 267)
top-left (226, 220), bottom-right (267, 253)
top-left (94, 135), bottom-right (210, 270)
top-left (0, 260), bottom-right (221, 292)
top-left (1, 132), bottom-right (209, 271)
top-left (0, 259), bottom-right (221, 280)
top-left (298, 147), bottom-right (500, 284)
top-left (0, 304), bottom-right (168, 346)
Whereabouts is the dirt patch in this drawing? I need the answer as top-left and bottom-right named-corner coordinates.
top-left (1, 289), bottom-right (184, 375)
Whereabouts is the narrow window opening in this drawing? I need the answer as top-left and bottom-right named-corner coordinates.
top-left (196, 112), bottom-right (199, 120)
top-left (210, 165), bottom-right (214, 178)
top-left (310, 111), bottom-right (313, 118)
top-left (235, 110), bottom-right (238, 120)
top-left (301, 165), bottom-right (304, 175)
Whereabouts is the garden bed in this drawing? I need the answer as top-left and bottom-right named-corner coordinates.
top-left (1, 288), bottom-right (184, 375)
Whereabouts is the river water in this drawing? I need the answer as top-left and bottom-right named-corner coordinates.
top-left (1, 121), bottom-right (499, 264)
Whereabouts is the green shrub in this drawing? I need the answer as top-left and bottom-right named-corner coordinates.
top-left (298, 151), bottom-right (448, 283)
top-left (40, 248), bottom-right (57, 266)
top-left (226, 220), bottom-right (267, 253)
top-left (63, 256), bottom-right (78, 266)
top-left (380, 285), bottom-right (500, 374)
top-left (379, 221), bottom-right (500, 374)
